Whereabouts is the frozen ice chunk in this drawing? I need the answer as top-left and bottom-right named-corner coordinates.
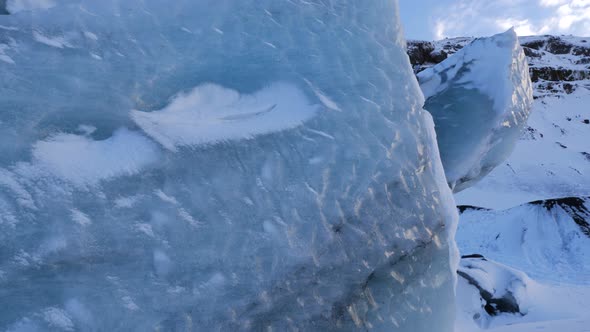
top-left (132, 82), bottom-right (319, 151)
top-left (418, 29), bottom-right (533, 192)
top-left (31, 128), bottom-right (160, 185)
top-left (0, 1), bottom-right (458, 331)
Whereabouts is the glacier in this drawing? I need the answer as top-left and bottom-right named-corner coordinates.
top-left (417, 29), bottom-right (533, 192)
top-left (0, 1), bottom-right (460, 331)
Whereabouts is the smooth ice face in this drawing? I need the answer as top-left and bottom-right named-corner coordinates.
top-left (418, 29), bottom-right (533, 192)
top-left (0, 1), bottom-right (458, 331)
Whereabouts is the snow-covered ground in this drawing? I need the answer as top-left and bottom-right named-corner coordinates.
top-left (455, 199), bottom-right (590, 331)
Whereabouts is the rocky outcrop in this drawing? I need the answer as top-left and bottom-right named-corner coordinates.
top-left (406, 41), bottom-right (448, 73)
top-left (458, 255), bottom-right (526, 317)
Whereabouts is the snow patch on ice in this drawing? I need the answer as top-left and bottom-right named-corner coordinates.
top-left (32, 31), bottom-right (71, 48)
top-left (83, 31), bottom-right (98, 41)
top-left (0, 168), bottom-right (36, 209)
top-left (0, 44), bottom-right (15, 64)
top-left (31, 128), bottom-right (160, 185)
top-left (114, 195), bottom-right (142, 209)
top-left (154, 189), bottom-right (179, 205)
top-left (75, 124), bottom-right (96, 136)
top-left (42, 307), bottom-right (74, 331)
top-left (131, 82), bottom-right (319, 151)
top-left (121, 296), bottom-right (139, 311)
top-left (70, 209), bottom-right (91, 226)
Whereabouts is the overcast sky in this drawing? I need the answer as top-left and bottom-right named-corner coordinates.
top-left (399, 0), bottom-right (590, 40)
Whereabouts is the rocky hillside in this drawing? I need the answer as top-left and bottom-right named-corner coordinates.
top-left (408, 35), bottom-right (590, 97)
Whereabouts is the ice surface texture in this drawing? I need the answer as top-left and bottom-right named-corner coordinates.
top-left (418, 29), bottom-right (533, 192)
top-left (0, 1), bottom-right (458, 331)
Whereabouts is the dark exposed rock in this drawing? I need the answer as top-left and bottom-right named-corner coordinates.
top-left (458, 256), bottom-right (524, 317)
top-left (584, 119), bottom-right (590, 124)
top-left (522, 39), bottom-right (545, 50)
top-left (523, 47), bottom-right (542, 58)
top-left (575, 57), bottom-right (590, 65)
top-left (530, 66), bottom-right (590, 82)
top-left (461, 254), bottom-right (486, 260)
top-left (523, 126), bottom-right (543, 140)
top-left (441, 43), bottom-right (464, 53)
top-left (457, 205), bottom-right (491, 213)
top-left (430, 50), bottom-right (448, 63)
top-left (406, 41), bottom-right (450, 73)
top-left (563, 83), bottom-right (575, 94)
top-left (582, 152), bottom-right (590, 161)
top-left (546, 36), bottom-right (573, 54)
top-left (572, 46), bottom-right (590, 57)
top-left (407, 41), bottom-right (435, 66)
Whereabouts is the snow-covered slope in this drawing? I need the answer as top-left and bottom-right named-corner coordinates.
top-left (455, 198), bottom-right (590, 331)
top-left (458, 197), bottom-right (590, 284)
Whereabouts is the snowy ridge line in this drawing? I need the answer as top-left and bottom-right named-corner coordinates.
top-left (459, 195), bottom-right (590, 233)
top-left (529, 196), bottom-right (590, 236)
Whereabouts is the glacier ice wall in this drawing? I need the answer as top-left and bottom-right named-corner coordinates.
top-left (418, 29), bottom-right (533, 192)
top-left (0, 1), bottom-right (458, 331)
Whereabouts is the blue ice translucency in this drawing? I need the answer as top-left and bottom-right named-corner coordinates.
top-left (418, 29), bottom-right (534, 192)
top-left (0, 1), bottom-right (458, 331)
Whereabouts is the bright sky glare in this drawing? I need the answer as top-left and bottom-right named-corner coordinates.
top-left (400, 0), bottom-right (590, 40)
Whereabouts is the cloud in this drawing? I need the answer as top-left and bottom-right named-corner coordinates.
top-left (432, 0), bottom-right (590, 39)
